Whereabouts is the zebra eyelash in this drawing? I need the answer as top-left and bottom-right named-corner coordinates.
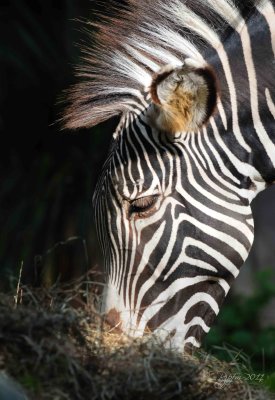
top-left (128, 194), bottom-right (159, 217)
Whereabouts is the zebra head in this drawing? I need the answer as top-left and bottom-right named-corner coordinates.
top-left (64, 0), bottom-right (275, 352)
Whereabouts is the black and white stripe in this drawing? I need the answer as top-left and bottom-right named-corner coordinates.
top-left (65, 0), bottom-right (275, 351)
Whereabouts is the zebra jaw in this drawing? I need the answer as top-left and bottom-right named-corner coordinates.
top-left (149, 60), bottom-right (218, 134)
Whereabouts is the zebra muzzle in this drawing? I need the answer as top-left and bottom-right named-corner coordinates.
top-left (149, 59), bottom-right (218, 134)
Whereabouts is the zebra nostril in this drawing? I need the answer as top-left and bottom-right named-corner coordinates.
top-left (105, 308), bottom-right (122, 332)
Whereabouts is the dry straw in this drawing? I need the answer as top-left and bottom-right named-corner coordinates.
top-left (0, 276), bottom-right (273, 400)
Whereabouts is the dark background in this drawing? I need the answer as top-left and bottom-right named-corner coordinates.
top-left (0, 0), bottom-right (275, 377)
top-left (0, 0), bottom-right (115, 287)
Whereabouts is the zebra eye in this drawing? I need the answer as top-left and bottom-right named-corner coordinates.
top-left (129, 195), bottom-right (158, 217)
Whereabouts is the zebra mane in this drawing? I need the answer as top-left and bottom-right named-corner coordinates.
top-left (63, 0), bottom-right (263, 130)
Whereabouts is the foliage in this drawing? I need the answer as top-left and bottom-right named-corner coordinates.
top-left (205, 269), bottom-right (275, 392)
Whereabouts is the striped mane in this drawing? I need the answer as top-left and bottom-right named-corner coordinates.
top-left (63, 0), bottom-right (262, 130)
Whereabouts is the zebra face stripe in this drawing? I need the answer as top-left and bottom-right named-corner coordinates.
top-left (94, 116), bottom-right (254, 350)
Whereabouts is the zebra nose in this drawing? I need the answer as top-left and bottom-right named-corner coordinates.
top-left (105, 308), bottom-right (122, 332)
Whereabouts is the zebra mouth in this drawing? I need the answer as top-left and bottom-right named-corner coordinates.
top-left (105, 308), bottom-right (122, 333)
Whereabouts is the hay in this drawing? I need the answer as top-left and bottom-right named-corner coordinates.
top-left (0, 278), bottom-right (274, 400)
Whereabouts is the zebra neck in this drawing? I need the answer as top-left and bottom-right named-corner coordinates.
top-left (207, 3), bottom-right (275, 188)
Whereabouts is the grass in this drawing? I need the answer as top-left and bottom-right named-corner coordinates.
top-left (0, 274), bottom-right (274, 400)
top-left (205, 269), bottom-right (275, 390)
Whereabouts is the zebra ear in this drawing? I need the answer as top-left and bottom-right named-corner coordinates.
top-left (149, 60), bottom-right (218, 134)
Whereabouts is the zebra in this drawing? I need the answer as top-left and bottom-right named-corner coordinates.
top-left (63, 0), bottom-right (275, 352)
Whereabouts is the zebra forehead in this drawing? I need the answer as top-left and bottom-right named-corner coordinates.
top-left (111, 173), bottom-right (164, 198)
